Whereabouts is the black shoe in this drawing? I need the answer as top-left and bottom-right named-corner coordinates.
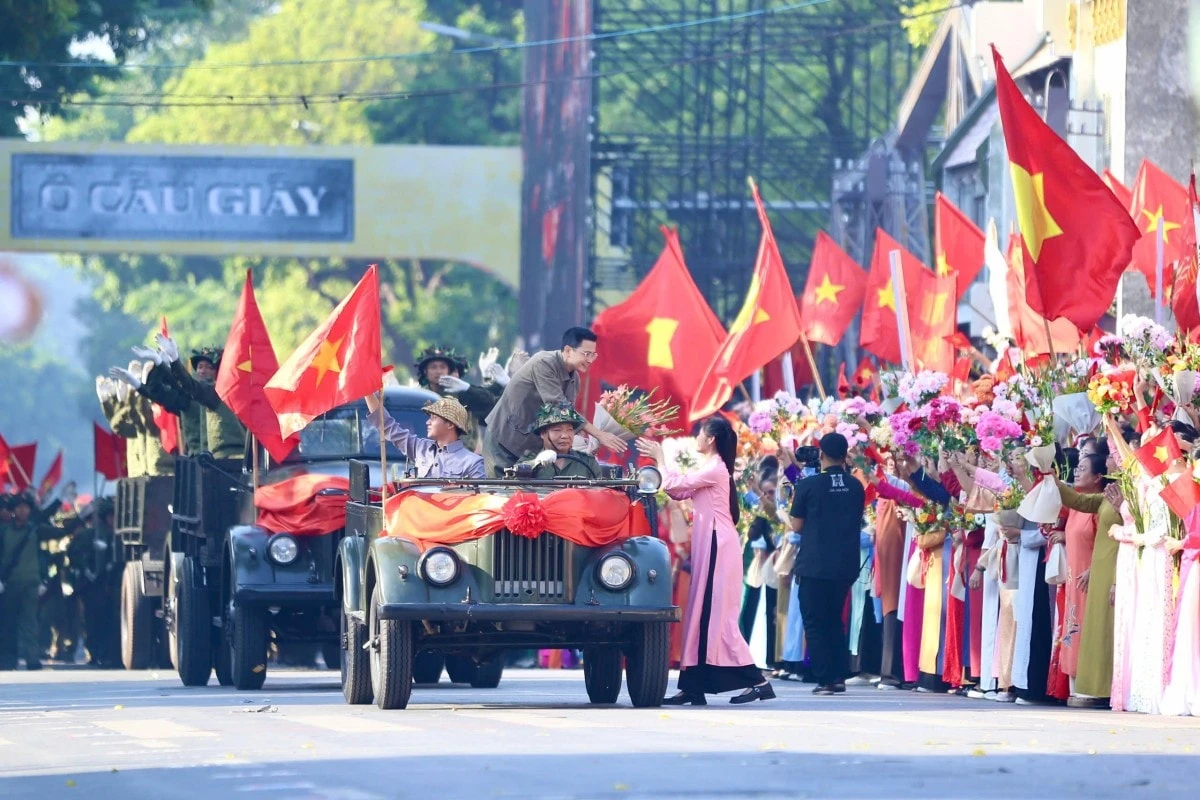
top-left (731, 682), bottom-right (776, 704)
top-left (832, 683), bottom-right (846, 694)
top-left (662, 692), bottom-right (706, 706)
top-left (24, 660), bottom-right (43, 671)
top-left (812, 684), bottom-right (837, 696)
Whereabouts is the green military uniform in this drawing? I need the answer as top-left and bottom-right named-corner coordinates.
top-left (169, 348), bottom-right (246, 460)
top-left (140, 361), bottom-right (207, 456)
top-left (416, 347), bottom-right (497, 451)
top-left (516, 402), bottom-right (602, 479)
top-left (0, 495), bottom-right (55, 670)
top-left (39, 513), bottom-right (81, 662)
top-left (68, 499), bottom-right (120, 667)
top-left (108, 392), bottom-right (147, 478)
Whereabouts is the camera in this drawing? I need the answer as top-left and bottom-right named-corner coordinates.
top-left (794, 445), bottom-right (820, 469)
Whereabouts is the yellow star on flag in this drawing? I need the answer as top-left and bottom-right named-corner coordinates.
top-left (237, 345), bottom-right (252, 373)
top-left (1154, 445), bottom-right (1170, 464)
top-left (645, 317), bottom-right (679, 370)
top-left (1141, 206), bottom-right (1182, 242)
top-left (310, 337), bottom-right (344, 387)
top-left (1010, 162), bottom-right (1064, 262)
top-left (935, 251), bottom-right (952, 277)
top-left (813, 274), bottom-right (845, 306)
top-left (876, 279), bottom-right (895, 312)
top-left (728, 273), bottom-right (770, 336)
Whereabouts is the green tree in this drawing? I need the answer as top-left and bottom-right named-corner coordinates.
top-left (900, 2), bottom-right (946, 47)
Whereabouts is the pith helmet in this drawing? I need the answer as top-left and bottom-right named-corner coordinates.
top-left (414, 346), bottom-right (468, 386)
top-left (422, 396), bottom-right (471, 434)
top-left (190, 346), bottom-right (223, 370)
top-left (534, 401), bottom-right (585, 433)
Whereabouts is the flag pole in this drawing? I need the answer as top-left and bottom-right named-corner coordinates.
top-left (888, 250), bottom-right (916, 371)
top-left (1155, 216), bottom-right (1166, 325)
top-left (798, 335), bottom-right (827, 399)
top-left (251, 435), bottom-right (259, 493)
top-left (6, 454), bottom-right (33, 493)
top-left (377, 387), bottom-right (389, 508)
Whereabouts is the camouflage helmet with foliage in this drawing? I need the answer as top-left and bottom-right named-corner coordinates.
top-left (190, 346), bottom-right (223, 370)
top-left (534, 401), bottom-right (585, 433)
top-left (414, 345), bottom-right (469, 386)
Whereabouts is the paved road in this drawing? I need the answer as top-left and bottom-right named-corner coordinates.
top-left (1, 668), bottom-right (1197, 799)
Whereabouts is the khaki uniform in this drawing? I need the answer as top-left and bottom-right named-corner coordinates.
top-left (518, 450), bottom-right (603, 480)
top-left (169, 360), bottom-right (246, 459)
top-left (483, 352), bottom-right (580, 475)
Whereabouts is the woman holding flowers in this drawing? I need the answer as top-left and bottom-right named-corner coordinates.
top-left (637, 418), bottom-right (775, 705)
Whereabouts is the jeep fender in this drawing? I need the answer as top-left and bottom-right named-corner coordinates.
top-left (227, 525), bottom-right (276, 588)
top-left (576, 536), bottom-right (674, 609)
top-left (369, 536), bottom-right (485, 607)
top-left (337, 534), bottom-right (367, 615)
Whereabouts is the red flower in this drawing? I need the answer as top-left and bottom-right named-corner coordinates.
top-left (502, 492), bottom-right (548, 539)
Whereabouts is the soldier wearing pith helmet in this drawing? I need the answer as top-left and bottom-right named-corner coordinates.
top-left (414, 345), bottom-right (497, 450)
top-left (517, 401), bottom-right (603, 479)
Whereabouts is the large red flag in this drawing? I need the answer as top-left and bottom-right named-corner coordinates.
top-left (1102, 169), bottom-right (1133, 211)
top-left (37, 449), bottom-right (63, 500)
top-left (907, 267), bottom-right (957, 373)
top-left (93, 422), bottom-right (127, 481)
top-left (1173, 173), bottom-right (1200, 332)
top-left (1005, 233), bottom-right (1083, 356)
top-left (689, 182), bottom-right (804, 422)
top-left (591, 228), bottom-right (726, 426)
top-left (153, 315), bottom-right (181, 454)
top-left (217, 271), bottom-right (297, 462)
top-left (5, 441), bottom-right (37, 493)
top-left (992, 46), bottom-right (1139, 331)
top-left (797, 231), bottom-right (866, 347)
top-left (934, 193), bottom-right (986, 301)
top-left (859, 229), bottom-right (927, 366)
top-left (265, 266), bottom-right (383, 438)
top-left (1128, 159), bottom-right (1189, 296)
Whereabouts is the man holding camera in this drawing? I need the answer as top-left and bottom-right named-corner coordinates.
top-left (788, 432), bottom-right (867, 695)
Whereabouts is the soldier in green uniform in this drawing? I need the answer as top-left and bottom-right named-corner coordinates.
top-left (0, 494), bottom-right (57, 670)
top-left (415, 346), bottom-right (497, 451)
top-left (150, 336), bottom-right (246, 460)
top-left (516, 402), bottom-right (603, 480)
top-left (39, 509), bottom-right (83, 662)
top-left (69, 499), bottom-right (121, 668)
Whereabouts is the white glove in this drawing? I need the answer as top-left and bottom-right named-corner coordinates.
top-left (155, 333), bottom-right (179, 363)
top-left (94, 539), bottom-right (109, 552)
top-left (573, 434), bottom-right (598, 455)
top-left (478, 347), bottom-right (499, 375)
top-left (505, 349), bottom-right (530, 375)
top-left (95, 376), bottom-right (112, 402)
top-left (37, 584), bottom-right (47, 598)
top-left (485, 362), bottom-right (510, 387)
top-left (533, 450), bottom-right (558, 466)
top-left (62, 583), bottom-right (73, 597)
top-left (0, 580), bottom-right (5, 594)
top-left (438, 375), bottom-right (471, 394)
top-left (110, 365), bottom-right (142, 391)
top-left (132, 345), bottom-right (163, 365)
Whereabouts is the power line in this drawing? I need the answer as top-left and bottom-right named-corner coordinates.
top-left (0, 0), bottom-right (839, 73)
top-left (3, 3), bottom-right (957, 111)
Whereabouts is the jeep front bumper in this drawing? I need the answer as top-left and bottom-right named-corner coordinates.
top-left (377, 603), bottom-right (681, 623)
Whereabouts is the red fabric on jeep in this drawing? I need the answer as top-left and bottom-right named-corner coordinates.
top-left (255, 473), bottom-right (350, 535)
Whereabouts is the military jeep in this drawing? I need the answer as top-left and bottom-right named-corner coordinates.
top-left (336, 465), bottom-right (679, 710)
top-left (115, 475), bottom-right (174, 669)
top-left (164, 386), bottom-right (436, 689)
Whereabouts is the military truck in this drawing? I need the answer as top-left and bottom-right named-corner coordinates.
top-left (336, 466), bottom-right (679, 710)
top-left (115, 475), bottom-right (174, 669)
top-left (164, 386), bottom-right (436, 689)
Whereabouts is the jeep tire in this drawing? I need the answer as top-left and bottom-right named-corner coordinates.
top-left (174, 557), bottom-right (213, 687)
top-left (470, 658), bottom-right (504, 689)
top-left (445, 654), bottom-right (475, 684)
top-left (583, 647), bottom-right (623, 704)
top-left (120, 561), bottom-right (154, 670)
top-left (369, 583), bottom-right (413, 710)
top-left (624, 621), bottom-right (670, 708)
top-left (340, 606), bottom-right (372, 705)
top-left (413, 652), bottom-right (445, 684)
top-left (229, 598), bottom-right (268, 690)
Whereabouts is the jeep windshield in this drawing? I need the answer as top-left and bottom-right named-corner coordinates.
top-left (282, 403), bottom-right (428, 464)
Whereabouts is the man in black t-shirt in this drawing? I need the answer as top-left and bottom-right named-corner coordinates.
top-left (788, 432), bottom-right (867, 695)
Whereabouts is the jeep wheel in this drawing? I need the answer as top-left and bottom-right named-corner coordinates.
top-left (413, 652), bottom-right (445, 684)
top-left (369, 584), bottom-right (413, 710)
top-left (340, 605), bottom-right (372, 705)
top-left (120, 561), bottom-right (154, 670)
top-left (175, 557), bottom-right (213, 687)
top-left (445, 654), bottom-right (475, 684)
top-left (320, 641), bottom-right (341, 670)
top-left (583, 647), bottom-right (623, 704)
top-left (213, 629), bottom-right (234, 687)
top-left (229, 599), bottom-right (268, 690)
top-left (624, 622), bottom-right (670, 708)
top-left (469, 658), bottom-right (504, 689)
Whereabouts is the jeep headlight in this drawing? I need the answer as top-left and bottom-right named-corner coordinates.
top-left (636, 466), bottom-right (662, 494)
top-left (418, 547), bottom-right (460, 587)
top-left (597, 553), bottom-right (635, 591)
top-left (267, 534), bottom-right (299, 565)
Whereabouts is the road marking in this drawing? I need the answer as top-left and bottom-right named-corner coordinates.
top-left (94, 719), bottom-right (218, 739)
top-left (458, 710), bottom-right (615, 729)
top-left (285, 714), bottom-right (418, 734)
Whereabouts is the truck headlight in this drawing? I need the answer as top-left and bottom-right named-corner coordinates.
top-left (418, 547), bottom-right (460, 587)
top-left (597, 553), bottom-right (635, 591)
top-left (636, 466), bottom-right (662, 494)
top-left (267, 534), bottom-right (298, 565)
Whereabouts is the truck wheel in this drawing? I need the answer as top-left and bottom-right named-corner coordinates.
top-left (214, 632), bottom-right (234, 687)
top-left (445, 655), bottom-right (475, 684)
top-left (340, 606), bottom-right (372, 705)
top-left (229, 599), bottom-right (268, 690)
top-left (120, 562), bottom-right (154, 670)
top-left (583, 647), bottom-right (623, 704)
top-left (624, 622), bottom-right (671, 707)
top-left (369, 583), bottom-right (413, 710)
top-left (412, 652), bottom-right (445, 684)
top-left (175, 557), bottom-right (213, 687)
top-left (470, 658), bottom-right (504, 689)
top-left (320, 641), bottom-right (341, 670)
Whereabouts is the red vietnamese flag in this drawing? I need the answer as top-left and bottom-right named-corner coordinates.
top-left (93, 422), bottom-right (126, 481)
top-left (217, 272), bottom-right (297, 462)
top-left (591, 227), bottom-right (725, 427)
top-left (0, 433), bottom-right (9, 488)
top-left (37, 449), bottom-right (63, 500)
top-left (852, 356), bottom-right (877, 392)
top-left (1134, 427), bottom-right (1183, 478)
top-left (1172, 173), bottom-right (1200, 332)
top-left (762, 343), bottom-right (814, 397)
top-left (860, 229), bottom-right (930, 366)
top-left (5, 441), bottom-right (37, 493)
top-left (689, 182), bottom-right (804, 422)
top-left (1005, 233), bottom-right (1083, 356)
top-left (153, 315), bottom-right (181, 454)
top-left (265, 266), bottom-right (383, 438)
top-left (907, 267), bottom-right (957, 373)
top-left (992, 46), bottom-right (1139, 331)
top-left (797, 231), bottom-right (866, 346)
top-left (1102, 170), bottom-right (1133, 211)
top-left (836, 362), bottom-right (851, 398)
top-left (1161, 472), bottom-right (1200, 519)
top-left (934, 193), bottom-right (986, 301)
top-left (1129, 159), bottom-right (1189, 296)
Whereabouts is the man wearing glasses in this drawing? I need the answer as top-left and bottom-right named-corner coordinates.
top-left (482, 327), bottom-right (627, 477)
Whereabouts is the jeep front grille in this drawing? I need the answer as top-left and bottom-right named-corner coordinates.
top-left (491, 530), bottom-right (568, 602)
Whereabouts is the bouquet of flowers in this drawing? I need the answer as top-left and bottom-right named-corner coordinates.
top-left (895, 370), bottom-right (950, 407)
top-left (748, 391), bottom-right (809, 446)
top-left (1086, 370), bottom-right (1136, 416)
top-left (993, 480), bottom-right (1026, 530)
top-left (595, 385), bottom-right (680, 439)
top-left (661, 437), bottom-right (701, 473)
top-left (1118, 314), bottom-right (1173, 370)
top-left (1093, 334), bottom-right (1126, 366)
top-left (1156, 335), bottom-right (1200, 407)
top-left (976, 411), bottom-right (1023, 457)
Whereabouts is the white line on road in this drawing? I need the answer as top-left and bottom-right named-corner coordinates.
top-left (93, 719), bottom-right (218, 739)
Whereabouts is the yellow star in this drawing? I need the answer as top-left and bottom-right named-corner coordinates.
top-left (935, 252), bottom-right (952, 277)
top-left (1154, 445), bottom-right (1170, 464)
top-left (876, 279), bottom-right (896, 312)
top-left (1009, 162), bottom-right (1064, 262)
top-left (645, 317), bottom-right (679, 370)
top-left (920, 291), bottom-right (952, 325)
top-left (813, 274), bottom-right (845, 306)
top-left (1141, 206), bottom-right (1183, 242)
top-left (237, 345), bottom-right (252, 373)
top-left (728, 272), bottom-right (771, 336)
top-left (310, 337), bottom-right (344, 387)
